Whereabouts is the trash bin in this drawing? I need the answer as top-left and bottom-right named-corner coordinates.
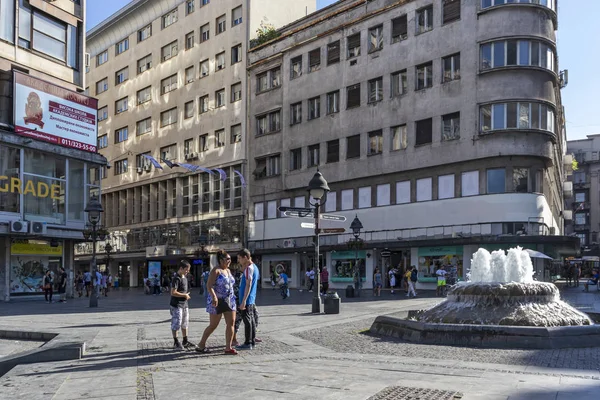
top-left (324, 292), bottom-right (341, 314)
top-left (346, 285), bottom-right (354, 298)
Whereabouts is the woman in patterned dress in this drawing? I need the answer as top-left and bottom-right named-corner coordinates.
top-left (196, 249), bottom-right (238, 355)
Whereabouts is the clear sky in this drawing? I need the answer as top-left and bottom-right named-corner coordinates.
top-left (86, 0), bottom-right (597, 141)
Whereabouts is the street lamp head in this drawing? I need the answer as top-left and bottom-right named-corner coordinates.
top-left (307, 170), bottom-right (330, 200)
top-left (85, 196), bottom-right (104, 225)
top-left (105, 242), bottom-right (113, 253)
top-left (350, 214), bottom-right (363, 236)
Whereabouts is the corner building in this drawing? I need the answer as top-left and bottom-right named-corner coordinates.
top-left (82, 0), bottom-right (316, 287)
top-left (0, 0), bottom-right (106, 301)
top-left (247, 0), bottom-right (576, 291)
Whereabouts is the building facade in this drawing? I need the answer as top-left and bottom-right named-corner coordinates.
top-left (80, 0), bottom-right (316, 286)
top-left (0, 0), bottom-right (106, 301)
top-left (247, 0), bottom-right (576, 290)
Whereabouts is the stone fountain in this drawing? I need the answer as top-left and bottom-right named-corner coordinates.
top-left (370, 247), bottom-right (600, 349)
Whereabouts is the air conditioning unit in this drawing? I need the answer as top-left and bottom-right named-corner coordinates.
top-left (10, 220), bottom-right (28, 233)
top-left (30, 222), bottom-right (47, 235)
top-left (137, 167), bottom-right (143, 173)
top-left (283, 239), bottom-right (296, 248)
top-left (185, 152), bottom-right (197, 160)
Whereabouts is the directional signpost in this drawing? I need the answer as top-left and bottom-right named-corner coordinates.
top-left (284, 211), bottom-right (314, 218)
top-left (319, 228), bottom-right (346, 234)
top-left (301, 222), bottom-right (316, 229)
top-left (320, 214), bottom-right (347, 222)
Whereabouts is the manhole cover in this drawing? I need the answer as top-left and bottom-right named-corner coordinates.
top-left (368, 386), bottom-right (462, 400)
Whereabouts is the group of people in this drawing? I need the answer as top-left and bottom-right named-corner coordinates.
top-left (169, 248), bottom-right (260, 355)
top-left (41, 267), bottom-right (68, 303)
top-left (372, 266), bottom-right (419, 297)
top-left (74, 270), bottom-right (111, 298)
top-left (304, 267), bottom-right (329, 295)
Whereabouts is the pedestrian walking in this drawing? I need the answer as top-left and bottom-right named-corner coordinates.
top-left (306, 269), bottom-right (315, 292)
top-left (388, 267), bottom-right (397, 294)
top-left (101, 272), bottom-right (108, 297)
top-left (83, 270), bottom-right (91, 297)
top-left (407, 266), bottom-right (417, 297)
top-left (43, 270), bottom-right (53, 303)
top-left (152, 273), bottom-right (161, 295)
top-left (170, 260), bottom-right (195, 350)
top-left (75, 271), bottom-right (83, 298)
top-left (236, 248), bottom-right (259, 350)
top-left (574, 264), bottom-right (581, 287)
top-left (320, 267), bottom-right (329, 295)
top-left (373, 268), bottom-right (382, 296)
top-left (436, 265), bottom-right (448, 297)
top-left (196, 250), bottom-right (238, 355)
top-left (57, 267), bottom-right (67, 303)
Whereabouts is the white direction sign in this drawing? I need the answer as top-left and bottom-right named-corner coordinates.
top-left (301, 222), bottom-right (315, 229)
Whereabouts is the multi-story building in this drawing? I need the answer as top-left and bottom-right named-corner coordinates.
top-left (81, 0), bottom-right (316, 286)
top-left (0, 0), bottom-right (106, 301)
top-left (247, 0), bottom-right (576, 290)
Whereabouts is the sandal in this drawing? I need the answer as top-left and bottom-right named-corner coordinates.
top-left (224, 348), bottom-right (238, 355)
top-left (195, 346), bottom-right (209, 354)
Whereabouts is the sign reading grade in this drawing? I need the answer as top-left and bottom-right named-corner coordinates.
top-left (13, 71), bottom-right (99, 153)
top-left (0, 176), bottom-right (61, 199)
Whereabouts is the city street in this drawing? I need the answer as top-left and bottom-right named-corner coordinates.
top-left (0, 286), bottom-right (599, 400)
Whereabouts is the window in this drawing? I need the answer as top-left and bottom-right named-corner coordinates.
top-left (161, 41), bottom-right (178, 61)
top-left (160, 108), bottom-right (178, 127)
top-left (115, 67), bottom-right (128, 85)
top-left (97, 50), bottom-right (108, 66)
top-left (216, 52), bottom-right (225, 70)
top-left (185, 31), bottom-right (194, 50)
top-left (374, 184), bottom-right (390, 207)
top-left (416, 62), bottom-right (433, 90)
top-left (138, 25), bottom-right (151, 42)
top-left (480, 39), bottom-right (555, 72)
top-left (443, 0), bottom-right (461, 24)
top-left (161, 74), bottom-right (178, 94)
top-left (115, 38), bottom-right (129, 55)
top-left (200, 134), bottom-right (208, 151)
top-left (160, 145), bottom-right (177, 161)
top-left (327, 41), bottom-right (340, 65)
top-left (216, 89), bottom-right (225, 107)
top-left (308, 144), bottom-right (320, 167)
top-left (215, 129), bottom-right (225, 147)
top-left (368, 130), bottom-right (383, 155)
top-left (438, 174), bottom-right (455, 199)
top-left (202, 0), bottom-right (210, 5)
top-left (186, 0), bottom-right (195, 15)
top-left (347, 134), bottom-right (361, 159)
top-left (114, 159), bottom-right (128, 175)
top-left (114, 126), bottom-right (128, 143)
top-left (347, 84), bottom-right (361, 108)
top-left (98, 135), bottom-right (108, 149)
top-left (575, 192), bottom-right (586, 203)
top-left (216, 15), bottom-right (226, 34)
top-left (231, 44), bottom-right (242, 64)
top-left (96, 78), bottom-right (108, 94)
top-left (308, 97), bottom-right (320, 120)
top-left (391, 125), bottom-right (407, 150)
top-left (309, 48), bottom-right (321, 72)
top-left (256, 67), bottom-right (280, 92)
top-left (231, 83), bottom-right (242, 102)
top-left (327, 140), bottom-right (339, 163)
top-left (368, 25), bottom-right (383, 52)
top-left (358, 187), bottom-right (371, 209)
top-left (201, 24), bottom-right (210, 42)
top-left (341, 189), bottom-right (354, 210)
top-left (416, 178), bottom-right (432, 201)
top-left (115, 97), bottom-right (128, 114)
top-left (232, 6), bottom-right (243, 26)
top-left (442, 112), bottom-right (460, 141)
top-left (290, 148), bottom-right (302, 171)
top-left (97, 106), bottom-right (108, 121)
top-left (480, 102), bottom-right (555, 133)
top-left (487, 168), bottom-right (506, 194)
top-left (416, 118), bottom-right (433, 145)
top-left (200, 59), bottom-right (209, 77)
top-left (513, 168), bottom-right (529, 193)
top-left (185, 66), bottom-right (195, 84)
top-left (481, 0), bottom-right (556, 11)
top-left (416, 6), bottom-right (433, 34)
top-left (291, 56), bottom-right (302, 79)
top-left (391, 70), bottom-right (407, 96)
top-left (254, 203), bottom-right (264, 220)
top-left (391, 15), bottom-right (408, 43)
top-left (324, 193), bottom-right (336, 212)
top-left (368, 77), bottom-right (383, 103)
top-left (137, 86), bottom-right (152, 105)
top-left (184, 101), bottom-right (194, 119)
top-left (461, 171), bottom-right (479, 196)
top-left (137, 118), bottom-right (152, 136)
top-left (137, 54), bottom-right (152, 74)
top-left (199, 95), bottom-right (209, 113)
top-left (256, 110), bottom-right (281, 135)
top-left (442, 53), bottom-right (460, 82)
top-left (162, 9), bottom-right (178, 29)
top-left (231, 124), bottom-right (242, 143)
top-left (254, 155), bottom-right (280, 178)
top-left (326, 91), bottom-right (339, 114)
top-left (347, 33), bottom-right (361, 58)
top-left (1, 0), bottom-right (15, 44)
top-left (396, 181), bottom-right (411, 204)
top-left (290, 102), bottom-right (302, 125)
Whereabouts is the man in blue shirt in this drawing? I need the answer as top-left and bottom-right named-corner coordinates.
top-left (237, 248), bottom-right (260, 350)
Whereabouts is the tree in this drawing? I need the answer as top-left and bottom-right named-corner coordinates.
top-left (250, 22), bottom-right (280, 48)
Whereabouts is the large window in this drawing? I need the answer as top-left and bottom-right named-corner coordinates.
top-left (114, 159), bottom-right (128, 175)
top-left (1, 0), bottom-right (15, 43)
top-left (96, 78), bottom-right (108, 94)
top-left (347, 134), bottom-right (361, 159)
top-left (201, 23), bottom-right (210, 42)
top-left (231, 124), bottom-right (242, 143)
top-left (308, 144), bottom-right (320, 167)
top-left (461, 171), bottom-right (479, 196)
top-left (0, 145), bottom-right (20, 213)
top-left (368, 77), bottom-right (383, 103)
top-left (416, 5), bottom-right (433, 34)
top-left (326, 91), bottom-right (339, 114)
top-left (162, 9), bottom-right (178, 29)
top-left (442, 53), bottom-right (460, 82)
top-left (327, 140), bottom-right (339, 163)
top-left (309, 48), bottom-right (321, 72)
top-left (23, 150), bottom-right (67, 224)
top-left (392, 70), bottom-right (408, 97)
top-left (254, 155), bottom-right (280, 179)
top-left (115, 67), bottom-right (128, 85)
top-left (391, 125), bottom-right (407, 150)
top-left (231, 44), bottom-right (242, 64)
top-left (391, 15), bottom-right (408, 43)
top-left (137, 54), bottom-right (152, 74)
top-left (416, 62), bottom-right (433, 90)
top-left (347, 33), bottom-right (361, 58)
top-left (161, 41), bottom-right (178, 61)
top-left (137, 118), bottom-right (152, 136)
top-left (290, 148), bottom-right (302, 171)
top-left (232, 6), bottom-right (243, 26)
top-left (256, 67), bottom-right (281, 92)
top-left (487, 168), bottom-right (506, 194)
top-left (480, 102), bottom-right (555, 133)
top-left (138, 24), bottom-right (151, 42)
top-left (327, 41), bottom-right (340, 65)
top-left (231, 82), bottom-right (242, 102)
top-left (368, 25), bottom-right (383, 52)
top-left (291, 56), bottom-right (302, 79)
top-left (481, 0), bottom-right (556, 12)
top-left (290, 102), bottom-right (302, 125)
top-left (368, 130), bottom-right (383, 155)
top-left (308, 97), bottom-right (320, 120)
top-left (415, 118), bottom-right (433, 145)
top-left (160, 108), bottom-right (178, 127)
top-left (347, 84), bottom-right (361, 108)
top-left (416, 178), bottom-right (432, 202)
top-left (115, 97), bottom-right (128, 114)
top-left (137, 87), bottom-right (152, 105)
top-left (481, 39), bottom-right (555, 71)
top-left (114, 127), bottom-right (128, 143)
top-left (216, 52), bottom-right (226, 70)
top-left (215, 89), bottom-right (225, 107)
top-left (115, 37), bottom-right (129, 55)
top-left (442, 112), bottom-right (460, 141)
top-left (256, 110), bottom-right (281, 135)
top-left (442, 0), bottom-right (461, 24)
top-left (513, 168), bottom-right (529, 193)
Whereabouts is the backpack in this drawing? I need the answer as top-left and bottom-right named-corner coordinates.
top-left (410, 270), bottom-right (418, 282)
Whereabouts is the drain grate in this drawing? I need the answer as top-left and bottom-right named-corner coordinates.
top-left (368, 386), bottom-right (462, 400)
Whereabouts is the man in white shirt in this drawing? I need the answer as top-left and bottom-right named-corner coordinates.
top-left (436, 266), bottom-right (448, 297)
top-left (306, 269), bottom-right (315, 292)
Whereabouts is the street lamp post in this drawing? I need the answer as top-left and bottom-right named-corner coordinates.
top-left (307, 170), bottom-right (330, 314)
top-left (85, 196), bottom-right (104, 308)
top-left (350, 215), bottom-right (363, 297)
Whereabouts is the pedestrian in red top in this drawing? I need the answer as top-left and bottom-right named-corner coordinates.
top-left (320, 267), bottom-right (329, 295)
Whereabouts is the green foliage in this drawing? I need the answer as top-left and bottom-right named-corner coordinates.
top-left (571, 154), bottom-right (578, 171)
top-left (250, 22), bottom-right (280, 48)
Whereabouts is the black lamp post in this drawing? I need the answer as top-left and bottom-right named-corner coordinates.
top-left (307, 170), bottom-right (330, 313)
top-left (350, 215), bottom-right (363, 296)
top-left (85, 196), bottom-right (104, 308)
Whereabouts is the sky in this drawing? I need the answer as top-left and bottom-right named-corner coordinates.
top-left (86, 0), bottom-right (598, 141)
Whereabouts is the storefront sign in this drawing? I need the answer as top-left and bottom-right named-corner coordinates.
top-left (0, 176), bottom-right (61, 199)
top-left (146, 245), bottom-right (167, 258)
top-left (332, 250), bottom-right (366, 259)
top-left (418, 246), bottom-right (463, 256)
top-left (11, 241), bottom-right (63, 256)
top-left (13, 71), bottom-right (98, 153)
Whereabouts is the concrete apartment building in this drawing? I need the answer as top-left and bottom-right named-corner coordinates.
top-left (247, 0), bottom-right (576, 291)
top-left (0, 0), bottom-right (106, 300)
top-left (81, 0), bottom-right (316, 286)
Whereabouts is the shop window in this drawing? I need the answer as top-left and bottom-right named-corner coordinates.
top-left (0, 144), bottom-right (21, 213)
top-left (416, 178), bottom-right (432, 201)
top-left (331, 251), bottom-right (367, 282)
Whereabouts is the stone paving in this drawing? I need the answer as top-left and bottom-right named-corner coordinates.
top-left (0, 286), bottom-right (598, 400)
top-left (0, 339), bottom-right (44, 358)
